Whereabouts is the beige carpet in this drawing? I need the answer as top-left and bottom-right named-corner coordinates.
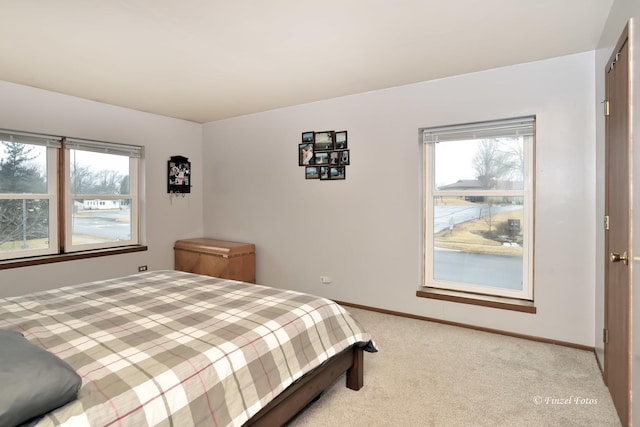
top-left (286, 307), bottom-right (621, 427)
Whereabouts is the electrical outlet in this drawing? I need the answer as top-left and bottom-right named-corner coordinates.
top-left (138, 265), bottom-right (148, 272)
top-left (320, 276), bottom-right (332, 284)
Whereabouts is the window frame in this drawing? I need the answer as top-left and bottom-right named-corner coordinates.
top-left (0, 137), bottom-right (60, 260)
top-left (64, 139), bottom-right (141, 252)
top-left (421, 117), bottom-right (535, 301)
top-left (0, 129), bottom-right (145, 266)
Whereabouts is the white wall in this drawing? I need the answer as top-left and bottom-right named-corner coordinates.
top-left (203, 52), bottom-right (596, 346)
top-left (0, 81), bottom-right (204, 297)
top-left (595, 0), bottom-right (640, 423)
top-left (0, 51), bottom-right (599, 347)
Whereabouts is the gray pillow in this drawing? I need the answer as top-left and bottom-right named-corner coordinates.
top-left (0, 329), bottom-right (81, 427)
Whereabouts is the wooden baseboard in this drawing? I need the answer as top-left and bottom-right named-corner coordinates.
top-left (334, 300), bottom-right (593, 352)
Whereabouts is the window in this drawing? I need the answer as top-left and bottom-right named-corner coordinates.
top-left (0, 130), bottom-right (143, 262)
top-left (422, 116), bottom-right (534, 300)
top-left (0, 131), bottom-right (60, 260)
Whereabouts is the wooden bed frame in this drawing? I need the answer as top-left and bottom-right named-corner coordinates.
top-left (246, 345), bottom-right (364, 426)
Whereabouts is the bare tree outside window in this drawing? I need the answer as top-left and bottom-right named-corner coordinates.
top-left (473, 138), bottom-right (523, 189)
top-left (472, 138), bottom-right (523, 234)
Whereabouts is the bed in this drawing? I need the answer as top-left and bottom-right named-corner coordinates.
top-left (0, 270), bottom-right (377, 426)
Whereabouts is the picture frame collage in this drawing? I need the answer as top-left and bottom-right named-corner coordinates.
top-left (299, 130), bottom-right (350, 180)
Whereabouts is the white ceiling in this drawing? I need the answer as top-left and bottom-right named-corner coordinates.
top-left (0, 1), bottom-right (613, 123)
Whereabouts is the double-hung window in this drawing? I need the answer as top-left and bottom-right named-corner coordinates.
top-left (422, 116), bottom-right (534, 300)
top-left (0, 129), bottom-right (143, 262)
top-left (65, 139), bottom-right (141, 252)
top-left (0, 131), bottom-right (60, 259)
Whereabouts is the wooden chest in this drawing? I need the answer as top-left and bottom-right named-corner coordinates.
top-left (174, 238), bottom-right (256, 283)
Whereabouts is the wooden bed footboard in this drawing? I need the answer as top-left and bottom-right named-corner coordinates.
top-left (246, 345), bottom-right (365, 426)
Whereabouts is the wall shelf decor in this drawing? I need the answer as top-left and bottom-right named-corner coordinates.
top-left (299, 130), bottom-right (349, 180)
top-left (168, 155), bottom-right (191, 195)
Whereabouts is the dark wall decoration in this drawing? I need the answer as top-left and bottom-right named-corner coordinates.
top-left (168, 155), bottom-right (191, 195)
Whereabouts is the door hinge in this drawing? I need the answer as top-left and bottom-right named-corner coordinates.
top-left (603, 328), bottom-right (609, 344)
top-left (604, 215), bottom-right (610, 230)
top-left (604, 100), bottom-right (610, 116)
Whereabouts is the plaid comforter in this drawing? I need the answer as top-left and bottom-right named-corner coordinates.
top-left (0, 270), bottom-right (376, 426)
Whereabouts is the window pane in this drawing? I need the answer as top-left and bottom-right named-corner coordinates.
top-left (0, 141), bottom-right (47, 194)
top-left (69, 150), bottom-right (130, 195)
top-left (71, 199), bottom-right (131, 245)
top-left (433, 196), bottom-right (524, 290)
top-left (0, 199), bottom-right (50, 252)
top-left (435, 138), bottom-right (524, 191)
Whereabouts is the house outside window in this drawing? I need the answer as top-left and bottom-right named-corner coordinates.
top-left (0, 130), bottom-right (143, 261)
top-left (422, 116), bottom-right (535, 300)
